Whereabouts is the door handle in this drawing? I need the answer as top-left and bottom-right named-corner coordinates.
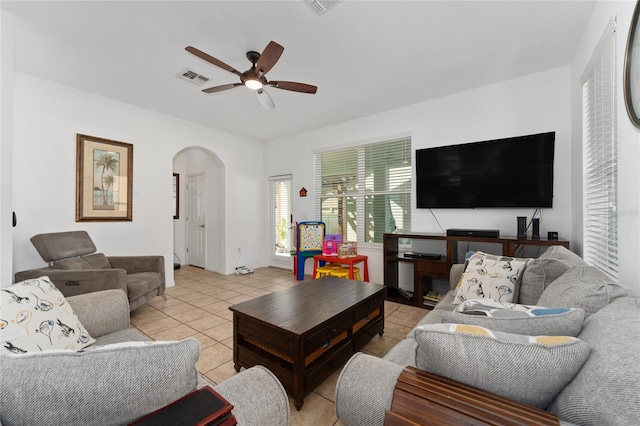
top-left (199, 224), bottom-right (205, 228)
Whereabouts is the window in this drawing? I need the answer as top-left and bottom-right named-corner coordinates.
top-left (314, 137), bottom-right (411, 244)
top-left (582, 25), bottom-right (618, 281)
top-left (269, 175), bottom-right (292, 261)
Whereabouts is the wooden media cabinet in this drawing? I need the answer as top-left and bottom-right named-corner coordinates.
top-left (383, 232), bottom-right (570, 309)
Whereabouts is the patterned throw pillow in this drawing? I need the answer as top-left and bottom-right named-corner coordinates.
top-left (414, 323), bottom-right (591, 408)
top-left (453, 251), bottom-right (530, 304)
top-left (1, 276), bottom-right (96, 353)
top-left (441, 299), bottom-right (585, 336)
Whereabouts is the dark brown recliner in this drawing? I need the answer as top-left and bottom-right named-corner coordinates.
top-left (14, 231), bottom-right (165, 311)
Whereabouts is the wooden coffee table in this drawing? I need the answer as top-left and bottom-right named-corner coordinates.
top-left (229, 276), bottom-right (386, 410)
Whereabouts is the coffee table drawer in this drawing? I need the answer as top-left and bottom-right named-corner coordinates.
top-left (305, 314), bottom-right (351, 354)
top-left (353, 294), bottom-right (385, 321)
top-left (353, 316), bottom-right (384, 352)
top-left (306, 341), bottom-right (354, 391)
top-left (236, 345), bottom-right (294, 391)
top-left (237, 315), bottom-right (294, 357)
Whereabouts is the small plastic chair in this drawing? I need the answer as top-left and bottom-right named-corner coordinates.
top-left (329, 267), bottom-right (362, 281)
top-left (314, 265), bottom-right (336, 279)
top-left (329, 268), bottom-right (349, 278)
top-left (329, 266), bottom-right (362, 281)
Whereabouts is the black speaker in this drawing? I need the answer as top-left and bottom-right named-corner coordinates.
top-left (548, 231), bottom-right (558, 240)
top-left (517, 216), bottom-right (527, 239)
top-left (532, 218), bottom-right (540, 240)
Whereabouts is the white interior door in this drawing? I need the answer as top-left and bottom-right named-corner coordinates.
top-left (186, 173), bottom-right (206, 268)
top-left (270, 175), bottom-right (293, 268)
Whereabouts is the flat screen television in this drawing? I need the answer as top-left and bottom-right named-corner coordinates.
top-left (416, 132), bottom-right (555, 208)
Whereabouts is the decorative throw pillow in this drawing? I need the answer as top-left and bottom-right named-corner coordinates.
top-left (414, 323), bottom-right (590, 409)
top-left (453, 252), bottom-right (530, 305)
top-left (441, 299), bottom-right (585, 336)
top-left (519, 246), bottom-right (587, 305)
top-left (1, 276), bottom-right (96, 353)
top-left (537, 265), bottom-right (635, 318)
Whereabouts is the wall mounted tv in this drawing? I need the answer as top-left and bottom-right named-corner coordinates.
top-left (416, 132), bottom-right (555, 208)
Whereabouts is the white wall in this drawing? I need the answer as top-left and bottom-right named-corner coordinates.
top-left (11, 73), bottom-right (266, 286)
top-left (265, 67), bottom-right (573, 284)
top-left (571, 1), bottom-right (640, 291)
top-left (0, 10), bottom-right (15, 286)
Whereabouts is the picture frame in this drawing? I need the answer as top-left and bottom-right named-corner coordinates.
top-left (173, 173), bottom-right (180, 219)
top-left (76, 134), bottom-right (133, 222)
top-left (624, 0), bottom-right (640, 128)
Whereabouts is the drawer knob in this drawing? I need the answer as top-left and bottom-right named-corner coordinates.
top-left (331, 328), bottom-right (337, 333)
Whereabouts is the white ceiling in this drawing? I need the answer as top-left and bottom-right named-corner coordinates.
top-left (2, 0), bottom-right (595, 142)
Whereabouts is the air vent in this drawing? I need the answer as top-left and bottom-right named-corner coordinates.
top-left (178, 68), bottom-right (210, 86)
top-left (306, 0), bottom-right (341, 16)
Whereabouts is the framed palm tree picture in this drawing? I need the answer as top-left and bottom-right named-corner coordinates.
top-left (76, 134), bottom-right (133, 222)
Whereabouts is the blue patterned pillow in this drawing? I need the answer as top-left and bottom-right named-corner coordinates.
top-left (441, 299), bottom-right (585, 336)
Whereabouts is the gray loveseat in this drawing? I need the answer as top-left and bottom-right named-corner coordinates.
top-left (0, 289), bottom-right (289, 426)
top-left (335, 246), bottom-right (640, 426)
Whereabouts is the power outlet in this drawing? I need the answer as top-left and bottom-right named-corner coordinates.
top-left (236, 248), bottom-right (241, 254)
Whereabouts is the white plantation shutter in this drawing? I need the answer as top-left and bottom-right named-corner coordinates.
top-left (314, 137), bottom-right (412, 243)
top-left (582, 26), bottom-right (618, 281)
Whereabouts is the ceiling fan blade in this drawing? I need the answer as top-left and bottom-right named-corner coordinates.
top-left (255, 41), bottom-right (284, 77)
top-left (202, 83), bottom-right (242, 94)
top-left (269, 81), bottom-right (317, 94)
top-left (185, 46), bottom-right (242, 77)
top-left (256, 89), bottom-right (275, 110)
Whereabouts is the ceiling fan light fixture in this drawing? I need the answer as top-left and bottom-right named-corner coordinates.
top-left (245, 79), bottom-right (263, 90)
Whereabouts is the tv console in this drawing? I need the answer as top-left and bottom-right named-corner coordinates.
top-left (383, 232), bottom-right (570, 309)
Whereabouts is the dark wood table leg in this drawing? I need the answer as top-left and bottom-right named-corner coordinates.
top-left (234, 364), bottom-right (241, 372)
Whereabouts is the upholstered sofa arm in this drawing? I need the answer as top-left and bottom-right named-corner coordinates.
top-left (67, 289), bottom-right (130, 338)
top-left (14, 268), bottom-right (127, 297)
top-left (214, 366), bottom-right (290, 426)
top-left (449, 263), bottom-right (464, 290)
top-left (335, 353), bottom-right (404, 426)
top-left (108, 255), bottom-right (164, 276)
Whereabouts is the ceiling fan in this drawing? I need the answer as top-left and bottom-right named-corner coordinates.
top-left (185, 41), bottom-right (317, 110)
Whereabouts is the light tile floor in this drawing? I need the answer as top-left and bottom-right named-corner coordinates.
top-left (131, 265), bottom-right (426, 426)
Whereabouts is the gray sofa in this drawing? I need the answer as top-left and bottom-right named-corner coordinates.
top-left (0, 289), bottom-right (290, 426)
top-left (335, 246), bottom-right (640, 426)
top-left (15, 231), bottom-right (165, 311)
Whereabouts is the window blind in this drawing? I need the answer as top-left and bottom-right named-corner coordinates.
top-left (582, 30), bottom-right (618, 281)
top-left (314, 137), bottom-right (412, 243)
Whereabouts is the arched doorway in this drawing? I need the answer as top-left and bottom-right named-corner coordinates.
top-left (173, 147), bottom-right (225, 273)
